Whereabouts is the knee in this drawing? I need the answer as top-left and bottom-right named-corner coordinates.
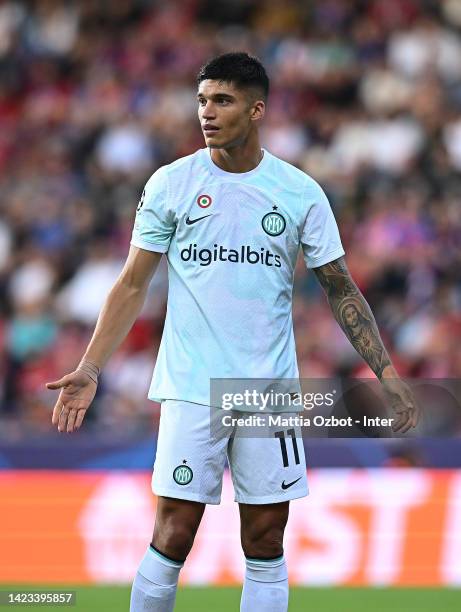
top-left (152, 500), bottom-right (203, 561)
top-left (152, 520), bottom-right (195, 561)
top-left (241, 521), bottom-right (285, 559)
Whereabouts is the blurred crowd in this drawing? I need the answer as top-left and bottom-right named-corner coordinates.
top-left (0, 0), bottom-right (460, 437)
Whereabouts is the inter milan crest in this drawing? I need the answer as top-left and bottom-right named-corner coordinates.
top-left (137, 188), bottom-right (146, 212)
top-left (173, 461), bottom-right (193, 485)
top-left (262, 207), bottom-right (286, 236)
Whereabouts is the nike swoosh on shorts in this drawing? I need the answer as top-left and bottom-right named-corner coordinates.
top-left (281, 476), bottom-right (302, 490)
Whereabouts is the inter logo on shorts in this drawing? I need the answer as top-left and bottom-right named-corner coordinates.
top-left (197, 194), bottom-right (212, 208)
top-left (262, 212), bottom-right (286, 236)
top-left (173, 464), bottom-right (193, 485)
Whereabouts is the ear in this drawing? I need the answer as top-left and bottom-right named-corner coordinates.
top-left (250, 100), bottom-right (265, 122)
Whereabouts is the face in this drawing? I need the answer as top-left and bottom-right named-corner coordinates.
top-left (344, 304), bottom-right (359, 328)
top-left (197, 79), bottom-right (265, 149)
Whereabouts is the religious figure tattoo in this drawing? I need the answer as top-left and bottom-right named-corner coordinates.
top-left (313, 257), bottom-right (392, 379)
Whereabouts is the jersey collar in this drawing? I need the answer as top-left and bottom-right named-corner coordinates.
top-left (202, 147), bottom-right (270, 178)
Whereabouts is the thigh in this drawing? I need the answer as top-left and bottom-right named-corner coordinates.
top-left (154, 496), bottom-right (206, 534)
top-left (228, 418), bottom-right (308, 504)
top-left (152, 400), bottom-right (230, 505)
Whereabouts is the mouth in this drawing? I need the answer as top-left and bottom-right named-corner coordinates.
top-left (203, 125), bottom-right (220, 134)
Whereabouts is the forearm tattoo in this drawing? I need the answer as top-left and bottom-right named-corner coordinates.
top-left (313, 257), bottom-right (392, 379)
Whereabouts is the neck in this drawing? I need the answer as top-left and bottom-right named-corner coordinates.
top-left (209, 132), bottom-right (263, 173)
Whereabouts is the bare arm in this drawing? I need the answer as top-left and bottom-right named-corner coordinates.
top-left (46, 246), bottom-right (162, 432)
top-left (313, 256), bottom-right (419, 432)
top-left (80, 246), bottom-right (162, 368)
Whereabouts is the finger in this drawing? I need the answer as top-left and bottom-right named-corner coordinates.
top-left (75, 409), bottom-right (86, 430)
top-left (46, 376), bottom-right (69, 390)
top-left (410, 407), bottom-right (419, 428)
top-left (52, 400), bottom-right (64, 426)
top-left (394, 413), bottom-right (412, 434)
top-left (66, 409), bottom-right (78, 433)
top-left (392, 413), bottom-right (408, 432)
top-left (398, 418), bottom-right (413, 434)
top-left (58, 406), bottom-right (70, 432)
top-left (391, 410), bottom-right (407, 427)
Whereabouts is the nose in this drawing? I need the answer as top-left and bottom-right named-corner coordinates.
top-left (202, 101), bottom-right (216, 119)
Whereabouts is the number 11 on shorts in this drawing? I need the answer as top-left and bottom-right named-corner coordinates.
top-left (274, 429), bottom-right (300, 467)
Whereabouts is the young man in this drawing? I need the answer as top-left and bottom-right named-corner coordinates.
top-left (47, 53), bottom-right (418, 611)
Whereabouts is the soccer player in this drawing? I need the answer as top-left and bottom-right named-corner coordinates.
top-left (46, 53), bottom-right (419, 611)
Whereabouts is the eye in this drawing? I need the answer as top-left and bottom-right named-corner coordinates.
top-left (198, 98), bottom-right (206, 106)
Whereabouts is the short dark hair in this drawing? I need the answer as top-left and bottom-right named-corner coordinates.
top-left (197, 52), bottom-right (269, 101)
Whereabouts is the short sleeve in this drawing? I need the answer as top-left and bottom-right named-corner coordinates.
top-left (301, 180), bottom-right (345, 268)
top-left (130, 167), bottom-right (175, 253)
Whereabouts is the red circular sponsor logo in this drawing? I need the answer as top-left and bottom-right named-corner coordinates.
top-left (197, 194), bottom-right (212, 208)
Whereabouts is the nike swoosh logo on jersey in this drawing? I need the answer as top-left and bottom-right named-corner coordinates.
top-left (186, 214), bottom-right (212, 225)
top-left (281, 476), bottom-right (302, 490)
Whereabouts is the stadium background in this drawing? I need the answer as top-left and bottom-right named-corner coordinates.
top-left (0, 0), bottom-right (460, 610)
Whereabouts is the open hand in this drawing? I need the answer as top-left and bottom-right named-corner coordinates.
top-left (46, 371), bottom-right (97, 433)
